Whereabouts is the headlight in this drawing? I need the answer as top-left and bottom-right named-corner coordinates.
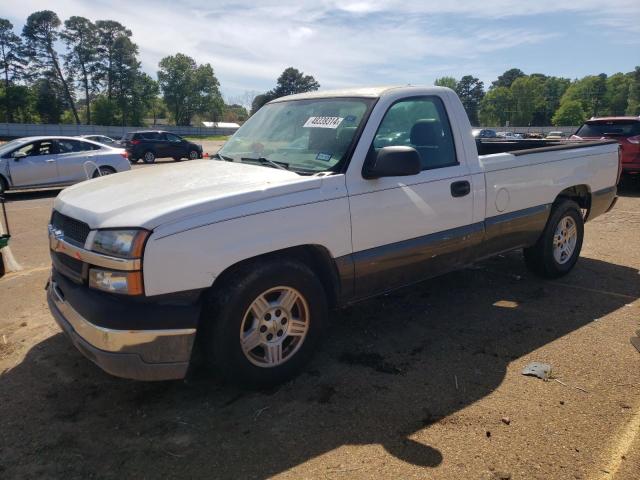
top-left (89, 268), bottom-right (144, 295)
top-left (91, 229), bottom-right (149, 258)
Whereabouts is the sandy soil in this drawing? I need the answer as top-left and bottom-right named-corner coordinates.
top-left (0, 170), bottom-right (639, 480)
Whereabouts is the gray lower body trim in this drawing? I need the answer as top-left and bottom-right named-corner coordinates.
top-left (336, 204), bottom-right (552, 304)
top-left (349, 223), bottom-right (484, 299)
top-left (48, 281), bottom-right (194, 381)
top-left (586, 186), bottom-right (617, 222)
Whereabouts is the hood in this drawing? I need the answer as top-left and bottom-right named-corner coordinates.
top-left (54, 160), bottom-right (321, 229)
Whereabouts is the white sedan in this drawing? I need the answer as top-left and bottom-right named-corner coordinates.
top-left (0, 136), bottom-right (131, 194)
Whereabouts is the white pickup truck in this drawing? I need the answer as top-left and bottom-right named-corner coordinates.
top-left (46, 86), bottom-right (620, 386)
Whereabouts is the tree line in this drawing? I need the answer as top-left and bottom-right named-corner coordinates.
top-left (0, 11), bottom-right (254, 126)
top-left (436, 67), bottom-right (640, 127)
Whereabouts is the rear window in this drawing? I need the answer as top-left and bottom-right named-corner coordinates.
top-left (576, 121), bottom-right (640, 138)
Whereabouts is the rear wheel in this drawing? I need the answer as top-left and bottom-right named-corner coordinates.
top-left (201, 259), bottom-right (327, 388)
top-left (129, 157), bottom-right (140, 164)
top-left (524, 200), bottom-right (584, 278)
top-left (173, 156), bottom-right (182, 162)
top-left (142, 150), bottom-right (156, 164)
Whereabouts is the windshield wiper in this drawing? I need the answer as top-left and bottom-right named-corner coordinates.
top-left (213, 152), bottom-right (234, 161)
top-left (240, 157), bottom-right (290, 171)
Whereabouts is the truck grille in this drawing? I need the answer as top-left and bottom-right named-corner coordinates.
top-left (51, 251), bottom-right (85, 284)
top-left (51, 211), bottom-right (90, 245)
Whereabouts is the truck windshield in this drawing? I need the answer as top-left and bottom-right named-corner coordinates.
top-left (218, 97), bottom-right (374, 174)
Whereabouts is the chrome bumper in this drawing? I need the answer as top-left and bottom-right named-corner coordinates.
top-left (48, 279), bottom-right (195, 381)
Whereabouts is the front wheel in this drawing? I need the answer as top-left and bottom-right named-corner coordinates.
top-left (142, 150), bottom-right (156, 164)
top-left (524, 200), bottom-right (584, 278)
top-left (201, 259), bottom-right (327, 388)
top-left (188, 150), bottom-right (199, 160)
top-left (92, 166), bottom-right (116, 178)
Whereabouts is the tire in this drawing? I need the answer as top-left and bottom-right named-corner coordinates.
top-left (173, 157), bottom-right (182, 162)
top-left (129, 157), bottom-right (140, 164)
top-left (188, 150), bottom-right (199, 160)
top-left (142, 150), bottom-right (156, 164)
top-left (92, 166), bottom-right (116, 178)
top-left (201, 259), bottom-right (327, 388)
top-left (523, 200), bottom-right (584, 278)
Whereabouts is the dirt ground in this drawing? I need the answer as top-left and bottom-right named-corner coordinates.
top-left (0, 162), bottom-right (639, 480)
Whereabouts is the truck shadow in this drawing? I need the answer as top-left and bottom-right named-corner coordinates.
top-left (1, 252), bottom-right (638, 478)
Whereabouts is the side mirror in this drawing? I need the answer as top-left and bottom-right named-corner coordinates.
top-left (364, 146), bottom-right (421, 179)
top-left (12, 151), bottom-right (27, 161)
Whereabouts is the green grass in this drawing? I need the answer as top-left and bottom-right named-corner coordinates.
top-left (183, 135), bottom-right (230, 141)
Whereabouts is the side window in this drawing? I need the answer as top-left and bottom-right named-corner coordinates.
top-left (142, 132), bottom-right (161, 140)
top-left (166, 133), bottom-right (182, 142)
top-left (36, 141), bottom-right (56, 155)
top-left (13, 142), bottom-right (36, 157)
top-left (57, 139), bottom-right (92, 153)
top-left (372, 96), bottom-right (457, 171)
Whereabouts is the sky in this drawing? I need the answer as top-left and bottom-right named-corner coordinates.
top-left (2, 0), bottom-right (639, 105)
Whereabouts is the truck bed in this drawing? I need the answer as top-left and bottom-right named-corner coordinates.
top-left (476, 138), bottom-right (618, 156)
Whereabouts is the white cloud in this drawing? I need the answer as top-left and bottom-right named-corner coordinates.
top-left (1, 0), bottom-right (638, 99)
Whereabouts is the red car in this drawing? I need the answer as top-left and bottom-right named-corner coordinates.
top-left (573, 117), bottom-right (640, 176)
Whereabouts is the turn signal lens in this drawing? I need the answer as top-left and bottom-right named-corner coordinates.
top-left (89, 269), bottom-right (144, 295)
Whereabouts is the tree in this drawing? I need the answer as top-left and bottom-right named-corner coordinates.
top-left (0, 18), bottom-right (27, 122)
top-left (95, 20), bottom-right (131, 101)
top-left (158, 53), bottom-right (223, 125)
top-left (110, 36), bottom-right (140, 125)
top-left (541, 76), bottom-right (570, 125)
top-left (552, 100), bottom-right (586, 126)
top-left (270, 67), bottom-right (319, 98)
top-left (510, 76), bottom-right (546, 126)
top-left (251, 93), bottom-right (273, 115)
top-left (491, 68), bottom-right (525, 89)
top-left (479, 86), bottom-right (513, 126)
top-left (455, 75), bottom-right (484, 125)
top-left (33, 74), bottom-right (64, 123)
top-left (62, 16), bottom-right (100, 124)
top-left (22, 10), bottom-right (80, 124)
top-left (627, 67), bottom-right (640, 115)
top-left (223, 103), bottom-right (249, 122)
top-left (434, 76), bottom-right (457, 90)
top-left (561, 74), bottom-right (608, 118)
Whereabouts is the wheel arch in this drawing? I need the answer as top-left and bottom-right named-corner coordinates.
top-left (208, 244), bottom-right (344, 309)
top-left (554, 184), bottom-right (591, 218)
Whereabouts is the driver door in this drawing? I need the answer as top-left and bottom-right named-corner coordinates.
top-left (8, 140), bottom-right (59, 187)
top-left (346, 96), bottom-right (476, 297)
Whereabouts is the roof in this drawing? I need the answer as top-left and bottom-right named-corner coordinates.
top-left (269, 85), bottom-right (452, 103)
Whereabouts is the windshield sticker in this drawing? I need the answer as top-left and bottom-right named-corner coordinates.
top-left (344, 115), bottom-right (357, 123)
top-left (316, 152), bottom-right (332, 162)
top-left (303, 116), bottom-right (344, 129)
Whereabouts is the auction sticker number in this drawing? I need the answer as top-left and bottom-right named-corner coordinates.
top-left (303, 116), bottom-right (344, 129)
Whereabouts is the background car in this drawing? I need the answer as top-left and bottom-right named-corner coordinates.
top-left (572, 117), bottom-right (640, 176)
top-left (121, 130), bottom-right (203, 164)
top-left (472, 128), bottom-right (497, 138)
top-left (79, 135), bottom-right (118, 146)
top-left (545, 131), bottom-right (568, 139)
top-left (0, 136), bottom-right (130, 194)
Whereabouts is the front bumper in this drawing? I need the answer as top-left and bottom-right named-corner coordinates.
top-left (47, 275), bottom-right (197, 381)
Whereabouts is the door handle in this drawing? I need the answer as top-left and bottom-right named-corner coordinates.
top-left (450, 180), bottom-right (470, 197)
top-left (45, 159), bottom-right (56, 163)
